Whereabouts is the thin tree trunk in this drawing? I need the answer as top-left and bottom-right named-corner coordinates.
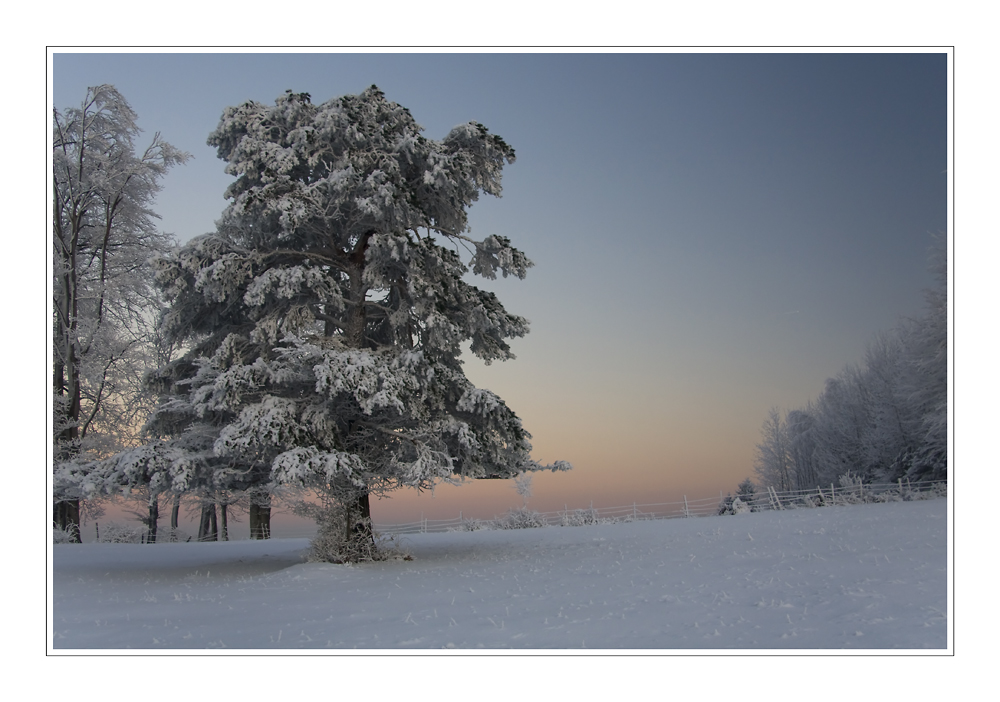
top-left (219, 503), bottom-right (228, 541)
top-left (54, 249), bottom-right (83, 543)
top-left (249, 496), bottom-right (271, 539)
top-left (170, 494), bottom-right (180, 541)
top-left (198, 502), bottom-right (218, 541)
top-left (54, 500), bottom-right (81, 543)
top-left (147, 495), bottom-right (159, 544)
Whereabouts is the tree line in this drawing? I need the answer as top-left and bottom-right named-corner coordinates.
top-left (53, 85), bottom-right (189, 541)
top-left (753, 254), bottom-right (947, 492)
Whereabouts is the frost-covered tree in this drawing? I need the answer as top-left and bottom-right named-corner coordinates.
top-left (736, 477), bottom-right (756, 503)
top-left (754, 242), bottom-right (947, 488)
top-left (808, 365), bottom-right (878, 483)
top-left (753, 407), bottom-right (793, 491)
top-left (53, 85), bottom-right (188, 541)
top-left (784, 407), bottom-right (818, 489)
top-left (893, 246), bottom-right (948, 480)
top-left (857, 332), bottom-right (921, 477)
top-left (103, 87), bottom-right (569, 557)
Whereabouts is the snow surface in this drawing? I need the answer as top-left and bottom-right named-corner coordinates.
top-left (51, 498), bottom-right (948, 651)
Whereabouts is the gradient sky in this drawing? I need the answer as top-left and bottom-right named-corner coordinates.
top-left (51, 50), bottom-right (949, 526)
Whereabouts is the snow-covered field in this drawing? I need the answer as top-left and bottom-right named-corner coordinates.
top-left (50, 498), bottom-right (948, 651)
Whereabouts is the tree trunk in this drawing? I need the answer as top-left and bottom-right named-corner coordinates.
top-left (147, 495), bottom-right (159, 544)
top-left (219, 503), bottom-right (229, 541)
top-left (249, 498), bottom-right (271, 540)
top-left (53, 316), bottom-right (83, 543)
top-left (170, 494), bottom-right (180, 541)
top-left (198, 502), bottom-right (218, 541)
top-left (352, 492), bottom-right (374, 542)
top-left (54, 500), bottom-right (81, 543)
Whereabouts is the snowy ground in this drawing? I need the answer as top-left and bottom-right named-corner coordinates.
top-left (50, 498), bottom-right (948, 651)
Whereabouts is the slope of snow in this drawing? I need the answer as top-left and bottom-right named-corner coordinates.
top-left (50, 499), bottom-right (948, 650)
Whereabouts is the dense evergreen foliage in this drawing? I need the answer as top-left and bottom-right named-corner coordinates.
top-left (94, 87), bottom-right (568, 556)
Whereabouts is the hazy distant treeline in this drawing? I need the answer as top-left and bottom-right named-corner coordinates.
top-left (754, 246), bottom-right (947, 490)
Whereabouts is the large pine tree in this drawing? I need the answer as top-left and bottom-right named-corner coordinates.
top-left (102, 86), bottom-right (569, 556)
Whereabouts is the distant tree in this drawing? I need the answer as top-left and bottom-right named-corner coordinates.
top-left (52, 85), bottom-right (188, 541)
top-left (101, 86), bottom-right (569, 559)
top-left (784, 407), bottom-right (819, 489)
top-left (753, 407), bottom-right (793, 491)
top-left (808, 364), bottom-right (881, 483)
top-left (857, 332), bottom-right (919, 478)
top-left (736, 477), bottom-right (756, 503)
top-left (719, 478), bottom-right (757, 515)
top-left (892, 245), bottom-right (948, 480)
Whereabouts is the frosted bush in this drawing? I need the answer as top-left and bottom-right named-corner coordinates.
top-left (899, 481), bottom-right (947, 501)
top-left (924, 482), bottom-right (948, 499)
top-left (492, 507), bottom-right (547, 530)
top-left (307, 505), bottom-right (410, 564)
top-left (792, 494), bottom-right (822, 508)
top-left (833, 471), bottom-right (868, 504)
top-left (838, 471), bottom-right (864, 489)
top-left (53, 525), bottom-right (77, 544)
top-left (453, 518), bottom-right (490, 532)
top-left (162, 527), bottom-right (193, 543)
top-left (874, 490), bottom-right (904, 503)
top-left (561, 508), bottom-right (601, 526)
top-left (97, 522), bottom-right (144, 543)
top-left (719, 494), bottom-right (755, 515)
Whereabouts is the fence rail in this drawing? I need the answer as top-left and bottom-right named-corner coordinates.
top-left (371, 479), bottom-right (947, 535)
top-left (70, 479), bottom-right (946, 543)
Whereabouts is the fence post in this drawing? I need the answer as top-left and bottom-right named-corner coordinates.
top-left (683, 496), bottom-right (690, 518)
top-left (633, 502), bottom-right (637, 520)
top-left (769, 486), bottom-right (783, 510)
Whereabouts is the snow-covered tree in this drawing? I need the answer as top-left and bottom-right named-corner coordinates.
top-left (103, 87), bottom-right (569, 557)
top-left (784, 407), bottom-right (818, 489)
top-left (893, 245), bottom-right (947, 480)
top-left (53, 85), bottom-right (188, 541)
top-left (856, 331), bottom-right (920, 477)
top-left (808, 365), bottom-right (878, 483)
top-left (736, 477), bottom-right (757, 503)
top-left (753, 407), bottom-right (793, 491)
top-left (754, 242), bottom-right (948, 488)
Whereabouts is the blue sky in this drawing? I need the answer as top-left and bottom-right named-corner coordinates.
top-left (51, 50), bottom-right (949, 522)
